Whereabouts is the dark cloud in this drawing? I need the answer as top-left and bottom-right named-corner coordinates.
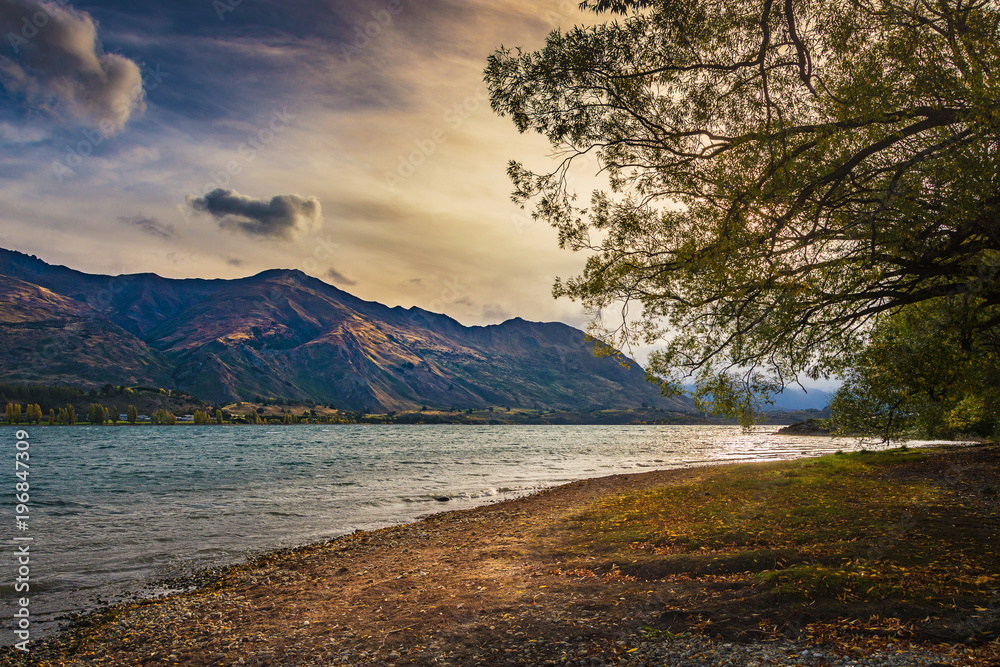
top-left (0, 0), bottom-right (145, 132)
top-left (117, 214), bottom-right (177, 239)
top-left (325, 267), bottom-right (356, 286)
top-left (188, 188), bottom-right (322, 239)
top-left (225, 256), bottom-right (244, 267)
top-left (51, 2), bottom-right (394, 126)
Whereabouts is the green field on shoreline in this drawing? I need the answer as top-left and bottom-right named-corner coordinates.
top-left (568, 445), bottom-right (1000, 644)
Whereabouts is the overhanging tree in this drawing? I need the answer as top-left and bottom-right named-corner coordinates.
top-left (832, 297), bottom-right (1000, 440)
top-left (486, 0), bottom-right (1000, 422)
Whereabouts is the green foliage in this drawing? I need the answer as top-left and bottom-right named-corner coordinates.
top-left (4, 402), bottom-right (20, 425)
top-left (486, 0), bottom-right (1000, 424)
top-left (127, 405), bottom-right (138, 425)
top-left (692, 373), bottom-right (778, 431)
top-left (215, 409), bottom-right (224, 425)
top-left (57, 403), bottom-right (76, 425)
top-left (151, 409), bottom-right (176, 425)
top-left (193, 410), bottom-right (211, 425)
top-left (0, 384), bottom-right (84, 412)
top-left (640, 627), bottom-right (686, 642)
top-left (832, 299), bottom-right (1000, 440)
top-left (25, 403), bottom-right (42, 425)
top-left (87, 403), bottom-right (108, 425)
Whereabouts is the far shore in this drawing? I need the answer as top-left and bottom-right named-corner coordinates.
top-left (2, 443), bottom-right (997, 667)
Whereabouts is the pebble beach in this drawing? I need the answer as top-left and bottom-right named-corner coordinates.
top-left (3, 454), bottom-right (997, 667)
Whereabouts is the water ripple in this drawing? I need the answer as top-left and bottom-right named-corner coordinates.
top-left (0, 423), bottom-right (855, 641)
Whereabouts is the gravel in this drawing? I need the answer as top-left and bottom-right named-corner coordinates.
top-left (291, 631), bottom-right (971, 666)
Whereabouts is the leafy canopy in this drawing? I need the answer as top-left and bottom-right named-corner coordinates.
top-left (486, 0), bottom-right (1000, 422)
top-left (832, 297), bottom-right (1000, 441)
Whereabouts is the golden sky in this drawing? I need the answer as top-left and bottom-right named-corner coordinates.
top-left (0, 0), bottom-right (597, 328)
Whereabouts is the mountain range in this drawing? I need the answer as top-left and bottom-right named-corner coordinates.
top-left (0, 248), bottom-right (691, 413)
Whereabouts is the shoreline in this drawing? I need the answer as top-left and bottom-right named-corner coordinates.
top-left (1, 424), bottom-right (855, 648)
top-left (4, 444), bottom-right (998, 666)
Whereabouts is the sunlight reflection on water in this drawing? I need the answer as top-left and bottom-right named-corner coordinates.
top-left (1, 423), bottom-right (863, 641)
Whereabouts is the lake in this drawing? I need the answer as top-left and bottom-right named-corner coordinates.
top-left (1, 424), bottom-right (857, 643)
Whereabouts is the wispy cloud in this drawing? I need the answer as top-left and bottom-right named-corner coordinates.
top-left (0, 120), bottom-right (47, 143)
top-left (188, 188), bottom-right (322, 239)
top-left (482, 302), bottom-right (513, 324)
top-left (325, 267), bottom-right (356, 286)
top-left (117, 214), bottom-right (177, 239)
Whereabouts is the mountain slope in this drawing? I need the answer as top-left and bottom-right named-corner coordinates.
top-left (0, 248), bottom-right (689, 412)
top-left (0, 274), bottom-right (172, 388)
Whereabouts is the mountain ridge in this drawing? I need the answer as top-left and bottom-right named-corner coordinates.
top-left (0, 248), bottom-right (690, 413)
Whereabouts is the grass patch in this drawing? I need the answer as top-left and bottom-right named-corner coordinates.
top-left (580, 449), bottom-right (934, 553)
top-left (567, 445), bottom-right (1000, 642)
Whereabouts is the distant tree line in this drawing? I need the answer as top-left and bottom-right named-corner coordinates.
top-left (0, 384), bottom-right (85, 413)
top-left (4, 403), bottom-right (42, 424)
top-left (150, 409), bottom-right (177, 425)
top-left (87, 403), bottom-right (109, 425)
top-left (1, 383), bottom-right (568, 427)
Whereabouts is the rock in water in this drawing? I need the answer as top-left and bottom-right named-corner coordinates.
top-left (777, 419), bottom-right (832, 436)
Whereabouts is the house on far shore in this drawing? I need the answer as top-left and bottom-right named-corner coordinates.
top-left (178, 415), bottom-right (195, 423)
top-left (119, 414), bottom-right (129, 421)
top-left (136, 415), bottom-right (151, 422)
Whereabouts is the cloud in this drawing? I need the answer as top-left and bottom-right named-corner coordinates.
top-left (117, 214), bottom-right (177, 239)
top-left (0, 0), bottom-right (146, 133)
top-left (0, 120), bottom-right (46, 143)
top-left (188, 188), bottom-right (322, 239)
top-left (325, 267), bottom-right (356, 286)
top-left (482, 302), bottom-right (513, 324)
top-left (225, 256), bottom-right (244, 267)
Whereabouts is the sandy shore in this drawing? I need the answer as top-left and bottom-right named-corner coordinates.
top-left (2, 453), bottom-right (997, 666)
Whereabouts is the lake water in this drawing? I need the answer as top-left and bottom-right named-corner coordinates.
top-left (0, 424), bottom-right (857, 644)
